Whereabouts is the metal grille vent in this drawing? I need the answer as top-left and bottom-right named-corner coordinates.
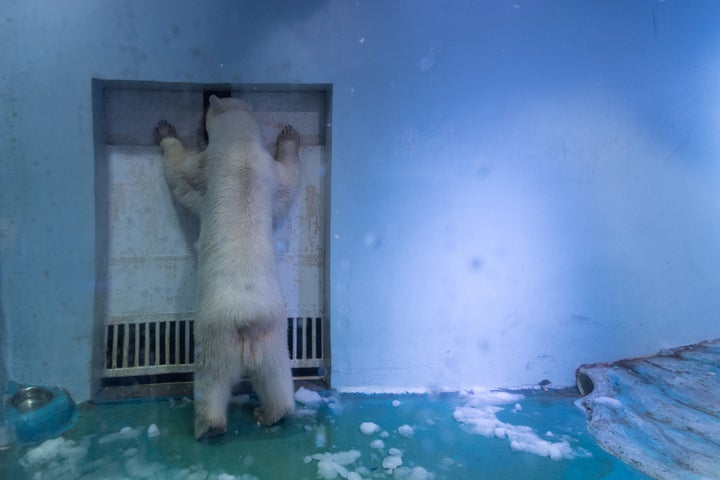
top-left (103, 316), bottom-right (327, 380)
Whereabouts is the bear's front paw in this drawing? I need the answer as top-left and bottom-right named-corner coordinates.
top-left (154, 120), bottom-right (177, 144)
top-left (277, 124), bottom-right (300, 147)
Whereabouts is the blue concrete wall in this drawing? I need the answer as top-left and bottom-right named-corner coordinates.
top-left (2, 0), bottom-right (720, 400)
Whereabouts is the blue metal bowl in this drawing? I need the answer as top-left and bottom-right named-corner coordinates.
top-left (5, 382), bottom-right (78, 445)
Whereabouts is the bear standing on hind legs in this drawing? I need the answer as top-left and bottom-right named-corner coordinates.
top-left (155, 95), bottom-right (301, 440)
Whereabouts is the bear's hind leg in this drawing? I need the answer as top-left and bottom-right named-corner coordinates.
top-left (249, 325), bottom-right (295, 426)
top-left (193, 339), bottom-right (237, 439)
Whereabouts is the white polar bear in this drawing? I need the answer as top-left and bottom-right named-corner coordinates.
top-left (155, 95), bottom-right (300, 439)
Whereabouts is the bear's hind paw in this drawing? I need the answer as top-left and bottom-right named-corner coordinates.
top-left (194, 418), bottom-right (226, 440)
top-left (253, 406), bottom-right (289, 427)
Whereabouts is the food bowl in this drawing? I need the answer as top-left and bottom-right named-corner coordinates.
top-left (12, 387), bottom-right (56, 413)
top-left (5, 382), bottom-right (78, 445)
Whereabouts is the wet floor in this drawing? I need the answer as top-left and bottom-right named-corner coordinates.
top-left (0, 389), bottom-right (651, 479)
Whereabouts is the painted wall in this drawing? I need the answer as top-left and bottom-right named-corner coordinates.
top-left (1, 0), bottom-right (720, 400)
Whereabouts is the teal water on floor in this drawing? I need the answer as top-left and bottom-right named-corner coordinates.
top-left (0, 390), bottom-right (651, 479)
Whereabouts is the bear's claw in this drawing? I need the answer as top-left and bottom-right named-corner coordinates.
top-left (278, 124), bottom-right (300, 145)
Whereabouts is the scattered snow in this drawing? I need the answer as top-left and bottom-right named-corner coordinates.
top-left (453, 390), bottom-right (580, 461)
top-left (309, 450), bottom-right (363, 480)
top-left (359, 421), bottom-right (381, 435)
top-left (21, 431), bottom-right (260, 480)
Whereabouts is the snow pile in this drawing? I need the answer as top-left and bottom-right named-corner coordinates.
top-left (304, 450), bottom-right (366, 480)
top-left (21, 431), bottom-right (259, 480)
top-left (453, 390), bottom-right (579, 461)
top-left (20, 437), bottom-right (90, 478)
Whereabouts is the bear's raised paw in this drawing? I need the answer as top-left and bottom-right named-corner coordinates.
top-left (277, 124), bottom-right (300, 147)
top-left (154, 120), bottom-right (177, 144)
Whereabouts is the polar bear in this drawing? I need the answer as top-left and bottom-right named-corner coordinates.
top-left (155, 95), bottom-right (300, 439)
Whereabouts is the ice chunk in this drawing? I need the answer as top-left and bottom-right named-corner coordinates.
top-left (397, 425), bottom-right (414, 438)
top-left (392, 400), bottom-right (402, 407)
top-left (295, 387), bottom-right (323, 407)
top-left (382, 454), bottom-right (403, 470)
top-left (315, 425), bottom-right (328, 448)
top-left (147, 424), bottom-right (160, 438)
top-left (98, 426), bottom-right (140, 444)
top-left (388, 448), bottom-right (403, 456)
top-left (370, 439), bottom-right (385, 449)
top-left (359, 421), bottom-right (381, 435)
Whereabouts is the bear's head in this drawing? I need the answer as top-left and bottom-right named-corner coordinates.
top-left (207, 95), bottom-right (253, 117)
top-left (205, 95), bottom-right (257, 137)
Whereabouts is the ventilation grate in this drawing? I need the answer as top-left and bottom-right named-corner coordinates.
top-left (288, 317), bottom-right (324, 367)
top-left (103, 316), bottom-right (327, 381)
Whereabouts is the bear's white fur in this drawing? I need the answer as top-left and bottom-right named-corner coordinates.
top-left (155, 95), bottom-right (300, 439)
